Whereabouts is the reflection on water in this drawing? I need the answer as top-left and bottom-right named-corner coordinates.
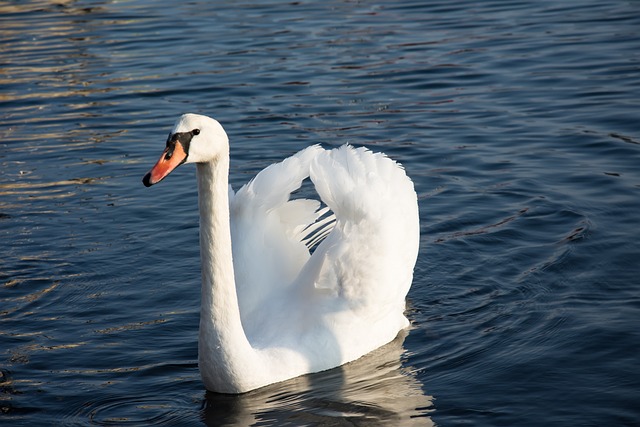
top-left (55, 333), bottom-right (433, 425)
top-left (202, 332), bottom-right (433, 426)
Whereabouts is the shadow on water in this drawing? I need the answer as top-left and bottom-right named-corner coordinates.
top-left (201, 331), bottom-right (433, 426)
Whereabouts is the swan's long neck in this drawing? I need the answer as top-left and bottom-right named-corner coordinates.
top-left (196, 155), bottom-right (257, 392)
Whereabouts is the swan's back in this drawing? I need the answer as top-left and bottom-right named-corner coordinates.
top-left (229, 144), bottom-right (419, 363)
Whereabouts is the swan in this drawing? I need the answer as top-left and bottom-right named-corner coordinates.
top-left (142, 113), bottom-right (419, 393)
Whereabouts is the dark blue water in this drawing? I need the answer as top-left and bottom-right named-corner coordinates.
top-left (1, 0), bottom-right (639, 425)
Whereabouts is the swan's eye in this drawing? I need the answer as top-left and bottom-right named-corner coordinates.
top-left (193, 129), bottom-right (200, 136)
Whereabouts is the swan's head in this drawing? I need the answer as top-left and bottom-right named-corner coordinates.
top-left (142, 113), bottom-right (229, 187)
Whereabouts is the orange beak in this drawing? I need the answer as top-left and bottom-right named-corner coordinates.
top-left (142, 142), bottom-right (188, 187)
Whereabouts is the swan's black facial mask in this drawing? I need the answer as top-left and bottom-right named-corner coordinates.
top-left (142, 128), bottom-right (200, 187)
top-left (164, 129), bottom-right (200, 162)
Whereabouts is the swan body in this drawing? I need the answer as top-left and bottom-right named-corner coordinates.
top-left (143, 114), bottom-right (419, 393)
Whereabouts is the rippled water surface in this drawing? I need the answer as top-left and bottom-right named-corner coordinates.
top-left (1, 0), bottom-right (639, 425)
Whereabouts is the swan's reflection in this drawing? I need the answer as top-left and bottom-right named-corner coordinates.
top-left (202, 331), bottom-right (433, 426)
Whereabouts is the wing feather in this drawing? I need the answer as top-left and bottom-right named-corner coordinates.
top-left (229, 145), bottom-right (331, 333)
top-left (305, 145), bottom-right (419, 310)
top-left (229, 144), bottom-right (419, 337)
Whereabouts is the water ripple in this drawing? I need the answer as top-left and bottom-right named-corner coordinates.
top-left (1, 0), bottom-right (639, 425)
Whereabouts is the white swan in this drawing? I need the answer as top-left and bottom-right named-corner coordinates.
top-left (142, 113), bottom-right (419, 393)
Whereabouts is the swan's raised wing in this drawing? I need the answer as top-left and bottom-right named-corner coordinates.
top-left (302, 145), bottom-right (420, 314)
top-left (229, 145), bottom-right (331, 328)
top-left (230, 144), bottom-right (419, 346)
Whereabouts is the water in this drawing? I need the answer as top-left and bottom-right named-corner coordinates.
top-left (1, 0), bottom-right (639, 425)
